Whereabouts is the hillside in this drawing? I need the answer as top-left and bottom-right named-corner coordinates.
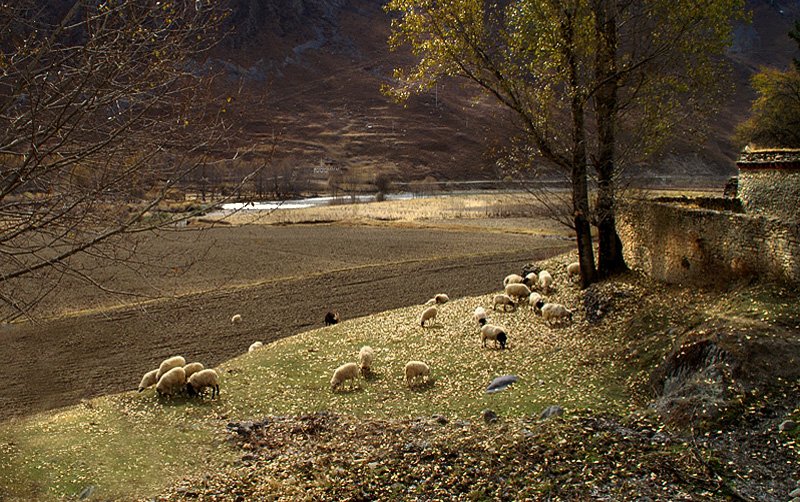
top-left (210, 0), bottom-right (800, 183)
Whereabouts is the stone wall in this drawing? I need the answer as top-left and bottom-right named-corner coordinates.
top-left (617, 199), bottom-right (800, 285)
top-left (738, 167), bottom-right (800, 221)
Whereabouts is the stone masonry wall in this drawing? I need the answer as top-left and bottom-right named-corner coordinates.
top-left (738, 168), bottom-right (800, 222)
top-left (617, 200), bottom-right (800, 285)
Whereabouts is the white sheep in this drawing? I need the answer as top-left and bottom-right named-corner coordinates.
top-left (404, 360), bottom-right (431, 386)
top-left (156, 366), bottom-right (186, 396)
top-left (137, 369), bottom-right (159, 392)
top-left (183, 362), bottom-right (205, 379)
top-left (566, 262), bottom-right (581, 279)
top-left (187, 368), bottom-right (220, 399)
top-left (156, 355), bottom-right (186, 381)
top-left (541, 302), bottom-right (573, 326)
top-left (473, 306), bottom-right (488, 326)
top-left (528, 292), bottom-right (543, 312)
top-left (480, 324), bottom-right (508, 350)
top-left (503, 274), bottom-right (524, 287)
top-left (505, 282), bottom-right (532, 301)
top-left (359, 346), bottom-right (375, 376)
top-left (538, 270), bottom-right (554, 294)
top-left (524, 272), bottom-right (538, 286)
top-left (493, 294), bottom-right (516, 312)
top-left (248, 341), bottom-right (264, 352)
top-left (419, 306), bottom-right (438, 327)
top-left (424, 293), bottom-right (450, 306)
top-left (231, 313), bottom-right (242, 324)
top-left (330, 362), bottom-right (360, 391)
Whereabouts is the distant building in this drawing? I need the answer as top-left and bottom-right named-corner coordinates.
top-left (736, 149), bottom-right (800, 222)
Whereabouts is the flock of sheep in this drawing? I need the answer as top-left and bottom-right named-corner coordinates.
top-left (137, 355), bottom-right (220, 399)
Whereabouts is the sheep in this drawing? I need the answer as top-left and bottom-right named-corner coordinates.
top-left (529, 292), bottom-right (543, 312)
top-left (505, 282), bottom-right (532, 302)
top-left (186, 368), bottom-right (220, 399)
top-left (480, 324), bottom-right (508, 350)
top-left (538, 301), bottom-right (573, 326)
top-left (493, 294), bottom-right (516, 312)
top-left (538, 270), bottom-right (554, 294)
top-left (156, 366), bottom-right (186, 396)
top-left (503, 274), bottom-right (524, 287)
top-left (183, 362), bottom-right (205, 379)
top-left (156, 355), bottom-right (186, 381)
top-left (359, 345), bottom-right (375, 376)
top-left (324, 311), bottom-right (340, 326)
top-left (473, 306), bottom-right (488, 326)
top-left (404, 360), bottom-right (431, 386)
top-left (524, 272), bottom-right (538, 287)
top-left (566, 261), bottom-right (581, 279)
top-left (137, 369), bottom-right (159, 392)
top-left (248, 341), bottom-right (264, 352)
top-left (419, 306), bottom-right (438, 327)
top-left (330, 362), bottom-right (360, 391)
top-left (231, 314), bottom-right (242, 324)
top-left (424, 293), bottom-right (450, 306)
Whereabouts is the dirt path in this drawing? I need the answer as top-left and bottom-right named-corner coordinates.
top-left (0, 223), bottom-right (572, 421)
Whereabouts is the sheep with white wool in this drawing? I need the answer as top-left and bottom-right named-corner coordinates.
top-left (419, 306), bottom-right (438, 327)
top-left (231, 313), bottom-right (242, 324)
top-left (359, 345), bottom-right (375, 376)
top-left (566, 262), bottom-right (581, 279)
top-left (524, 272), bottom-right (538, 286)
top-left (425, 293), bottom-right (450, 306)
top-left (156, 366), bottom-right (186, 396)
top-left (503, 274), bottom-right (524, 287)
top-left (493, 293), bottom-right (516, 312)
top-left (505, 282), bottom-right (532, 302)
top-left (536, 300), bottom-right (573, 326)
top-left (249, 341), bottom-right (264, 352)
top-left (186, 368), bottom-right (220, 399)
top-left (473, 306), bottom-right (488, 326)
top-left (183, 362), bottom-right (205, 379)
top-left (529, 292), bottom-right (543, 312)
top-left (404, 360), bottom-right (431, 387)
top-left (137, 369), bottom-right (159, 392)
top-left (330, 362), bottom-right (360, 391)
top-left (156, 355), bottom-right (186, 380)
top-left (538, 270), bottom-right (554, 294)
top-left (480, 324), bottom-right (508, 350)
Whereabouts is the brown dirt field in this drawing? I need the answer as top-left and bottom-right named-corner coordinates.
top-left (0, 223), bottom-right (573, 422)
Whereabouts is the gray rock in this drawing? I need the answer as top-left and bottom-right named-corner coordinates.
top-left (780, 420), bottom-right (797, 432)
top-left (540, 405), bottom-right (565, 420)
top-left (486, 375), bottom-right (519, 393)
top-left (482, 409), bottom-right (499, 423)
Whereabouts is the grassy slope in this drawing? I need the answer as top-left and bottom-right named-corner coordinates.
top-left (1, 252), bottom-right (798, 500)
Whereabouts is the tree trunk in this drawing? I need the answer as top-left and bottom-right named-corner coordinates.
top-left (571, 87), bottom-right (597, 288)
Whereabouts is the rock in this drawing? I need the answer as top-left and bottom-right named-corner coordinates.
top-left (432, 414), bottom-right (448, 425)
top-left (780, 420), bottom-right (797, 432)
top-left (540, 405), bottom-right (564, 420)
top-left (482, 409), bottom-right (499, 424)
top-left (78, 485), bottom-right (96, 500)
top-left (486, 375), bottom-right (519, 393)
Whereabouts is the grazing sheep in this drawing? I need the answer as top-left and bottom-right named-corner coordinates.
top-left (156, 355), bottom-right (186, 381)
top-left (359, 346), bottom-right (375, 376)
top-left (529, 292), bottom-right (543, 311)
top-left (248, 341), bottom-right (264, 352)
top-left (424, 293), bottom-right (450, 306)
top-left (324, 311), bottom-right (340, 326)
top-left (524, 272), bottom-right (538, 287)
top-left (566, 262), bottom-right (581, 279)
top-left (330, 362), bottom-right (360, 391)
top-left (503, 274), bottom-right (524, 287)
top-left (505, 283), bottom-right (532, 301)
top-left (137, 369), bottom-right (159, 392)
top-left (473, 306), bottom-right (488, 326)
top-left (419, 306), bottom-right (438, 327)
top-left (481, 324), bottom-right (508, 350)
top-left (156, 367), bottom-right (186, 397)
top-left (231, 314), bottom-right (242, 324)
top-left (538, 301), bottom-right (573, 326)
top-left (405, 360), bottom-right (431, 386)
top-left (538, 270), bottom-right (554, 294)
top-left (493, 294), bottom-right (516, 312)
top-left (186, 368), bottom-right (220, 399)
top-left (183, 362), bottom-right (205, 379)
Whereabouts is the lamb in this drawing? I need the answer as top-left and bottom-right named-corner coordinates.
top-left (480, 324), bottom-right (508, 350)
top-left (425, 293), bottom-right (450, 306)
top-left (537, 301), bottom-right (573, 326)
top-left (183, 362), bottom-right (205, 379)
top-left (566, 261), bottom-right (581, 279)
top-left (156, 366), bottom-right (186, 396)
top-left (231, 314), bottom-right (242, 324)
top-left (529, 292), bottom-right (543, 312)
top-left (404, 360), bottom-right (431, 386)
top-left (503, 274), bottom-right (524, 287)
top-left (538, 270), bottom-right (554, 294)
top-left (473, 306), bottom-right (488, 326)
top-left (186, 368), bottom-right (220, 399)
top-left (137, 369), bottom-right (159, 392)
top-left (330, 362), bottom-right (360, 391)
top-left (248, 341), bottom-right (264, 352)
top-left (359, 345), bottom-right (375, 376)
top-left (156, 355), bottom-right (186, 380)
top-left (505, 282), bottom-right (532, 301)
top-left (493, 294), bottom-right (516, 312)
top-left (324, 311), bottom-right (340, 326)
top-left (419, 306), bottom-right (438, 327)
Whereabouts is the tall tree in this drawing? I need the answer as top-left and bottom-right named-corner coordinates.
top-left (385, 0), bottom-right (745, 286)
